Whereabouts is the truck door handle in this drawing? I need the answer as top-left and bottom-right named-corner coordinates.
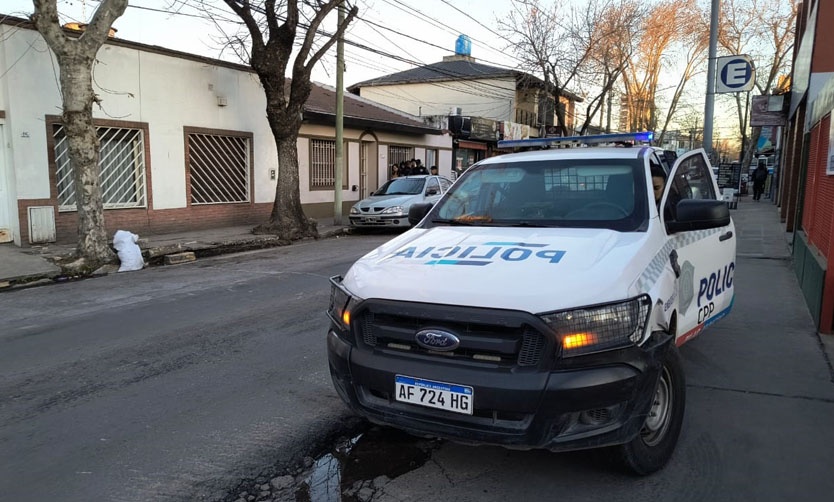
top-left (719, 231), bottom-right (733, 242)
top-left (669, 249), bottom-right (681, 278)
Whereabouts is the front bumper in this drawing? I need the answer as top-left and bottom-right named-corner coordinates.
top-left (349, 214), bottom-right (410, 227)
top-left (327, 302), bottom-right (672, 452)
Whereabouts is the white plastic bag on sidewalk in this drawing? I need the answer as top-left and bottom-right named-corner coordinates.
top-left (113, 230), bottom-right (145, 272)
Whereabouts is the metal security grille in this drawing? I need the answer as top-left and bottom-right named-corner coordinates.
top-left (311, 139), bottom-right (336, 188)
top-left (54, 125), bottom-right (147, 211)
top-left (389, 145), bottom-right (413, 166)
top-left (188, 132), bottom-right (250, 204)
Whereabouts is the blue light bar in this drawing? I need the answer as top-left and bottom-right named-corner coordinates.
top-left (497, 131), bottom-right (654, 149)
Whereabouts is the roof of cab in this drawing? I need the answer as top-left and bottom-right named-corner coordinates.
top-left (481, 147), bottom-right (651, 164)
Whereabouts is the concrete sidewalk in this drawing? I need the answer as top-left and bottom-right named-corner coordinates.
top-left (0, 222), bottom-right (350, 289)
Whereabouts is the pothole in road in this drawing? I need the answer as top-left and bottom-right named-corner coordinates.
top-left (295, 426), bottom-right (439, 502)
top-left (229, 426), bottom-right (440, 502)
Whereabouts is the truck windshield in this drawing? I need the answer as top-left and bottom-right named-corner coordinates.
top-left (429, 159), bottom-right (649, 232)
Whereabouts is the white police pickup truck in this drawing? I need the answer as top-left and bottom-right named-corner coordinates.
top-left (327, 132), bottom-right (735, 474)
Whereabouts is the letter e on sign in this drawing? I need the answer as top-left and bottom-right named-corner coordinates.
top-left (716, 55), bottom-right (756, 93)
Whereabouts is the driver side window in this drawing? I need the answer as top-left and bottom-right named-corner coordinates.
top-left (664, 154), bottom-right (716, 220)
top-left (425, 178), bottom-right (440, 195)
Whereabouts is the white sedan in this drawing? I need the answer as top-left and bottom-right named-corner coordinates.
top-left (349, 175), bottom-right (453, 228)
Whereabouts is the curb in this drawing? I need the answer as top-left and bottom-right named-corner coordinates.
top-left (0, 226), bottom-right (351, 291)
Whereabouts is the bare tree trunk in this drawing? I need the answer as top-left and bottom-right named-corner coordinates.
top-left (223, 0), bottom-right (356, 241)
top-left (58, 53), bottom-right (112, 263)
top-left (32, 0), bottom-right (127, 269)
top-left (256, 130), bottom-right (316, 240)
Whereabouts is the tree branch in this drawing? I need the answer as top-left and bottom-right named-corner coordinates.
top-left (77, 0), bottom-right (128, 53)
top-left (31, 0), bottom-right (68, 54)
top-left (223, 0), bottom-right (266, 54)
top-left (304, 3), bottom-right (358, 73)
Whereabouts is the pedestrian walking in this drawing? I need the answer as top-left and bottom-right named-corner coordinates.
top-left (752, 164), bottom-right (768, 201)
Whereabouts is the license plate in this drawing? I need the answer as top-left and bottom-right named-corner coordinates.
top-left (364, 216), bottom-right (378, 222)
top-left (395, 375), bottom-right (473, 415)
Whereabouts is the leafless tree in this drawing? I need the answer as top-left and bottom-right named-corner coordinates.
top-left (621, 0), bottom-right (695, 134)
top-left (717, 0), bottom-right (797, 167)
top-left (655, 0), bottom-right (710, 146)
top-left (500, 0), bottom-right (645, 136)
top-left (213, 0), bottom-right (357, 240)
top-left (30, 0), bottom-right (128, 269)
top-left (576, 0), bottom-right (645, 134)
top-left (677, 104), bottom-right (705, 150)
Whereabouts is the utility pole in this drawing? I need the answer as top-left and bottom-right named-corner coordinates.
top-left (606, 92), bottom-right (612, 133)
top-left (333, 1), bottom-right (345, 225)
top-left (703, 0), bottom-right (720, 156)
top-left (739, 90), bottom-right (751, 163)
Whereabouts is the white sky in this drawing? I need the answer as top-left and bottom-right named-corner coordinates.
top-left (3, 0), bottom-right (521, 87)
top-left (3, 0), bottom-right (744, 138)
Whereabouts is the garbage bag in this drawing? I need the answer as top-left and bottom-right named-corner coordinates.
top-left (113, 230), bottom-right (145, 272)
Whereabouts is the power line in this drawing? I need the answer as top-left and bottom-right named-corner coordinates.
top-left (37, 1), bottom-right (558, 113)
top-left (437, 0), bottom-right (513, 47)
top-left (378, 0), bottom-right (511, 65)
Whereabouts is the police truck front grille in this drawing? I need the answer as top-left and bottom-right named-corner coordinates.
top-left (355, 309), bottom-right (549, 368)
top-left (518, 328), bottom-right (546, 366)
top-left (361, 312), bottom-right (378, 346)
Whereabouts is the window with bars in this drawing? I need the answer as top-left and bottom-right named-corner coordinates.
top-left (310, 138), bottom-right (347, 190)
top-left (53, 124), bottom-right (147, 211)
top-left (389, 145), bottom-right (414, 167)
top-left (187, 131), bottom-right (251, 204)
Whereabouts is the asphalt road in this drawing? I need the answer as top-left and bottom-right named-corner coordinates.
top-left (0, 234), bottom-right (389, 501)
top-left (349, 254), bottom-right (834, 502)
top-left (4, 223), bottom-right (834, 502)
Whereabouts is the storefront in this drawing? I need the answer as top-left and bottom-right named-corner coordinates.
top-left (451, 116), bottom-right (500, 177)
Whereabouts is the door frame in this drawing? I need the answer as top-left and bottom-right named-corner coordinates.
top-left (0, 121), bottom-right (15, 244)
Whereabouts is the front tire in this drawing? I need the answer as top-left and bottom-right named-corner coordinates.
top-left (617, 344), bottom-right (685, 475)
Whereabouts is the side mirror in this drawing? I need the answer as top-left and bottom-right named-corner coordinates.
top-left (666, 199), bottom-right (730, 234)
top-left (426, 188), bottom-right (439, 196)
top-left (408, 202), bottom-right (434, 226)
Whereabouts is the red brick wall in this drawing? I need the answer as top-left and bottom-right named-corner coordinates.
top-left (783, 107), bottom-right (806, 231)
top-left (21, 116), bottom-right (275, 245)
top-left (815, 116), bottom-right (834, 257)
top-left (17, 199), bottom-right (274, 245)
top-left (804, 115), bottom-right (833, 257)
top-left (803, 113), bottom-right (834, 333)
top-left (802, 124), bottom-right (821, 245)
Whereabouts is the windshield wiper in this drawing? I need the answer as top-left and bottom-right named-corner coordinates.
top-left (430, 218), bottom-right (478, 226)
top-left (505, 221), bottom-right (550, 228)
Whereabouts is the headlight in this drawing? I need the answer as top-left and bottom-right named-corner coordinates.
top-left (350, 206), bottom-right (360, 215)
top-left (539, 295), bottom-right (651, 357)
top-left (381, 206), bottom-right (404, 214)
top-left (328, 276), bottom-right (362, 330)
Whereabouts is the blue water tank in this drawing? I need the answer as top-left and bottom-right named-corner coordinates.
top-left (455, 35), bottom-right (471, 56)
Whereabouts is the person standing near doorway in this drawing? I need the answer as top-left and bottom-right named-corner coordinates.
top-left (752, 164), bottom-right (768, 201)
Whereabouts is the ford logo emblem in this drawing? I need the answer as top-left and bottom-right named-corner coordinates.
top-left (415, 329), bottom-right (460, 351)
